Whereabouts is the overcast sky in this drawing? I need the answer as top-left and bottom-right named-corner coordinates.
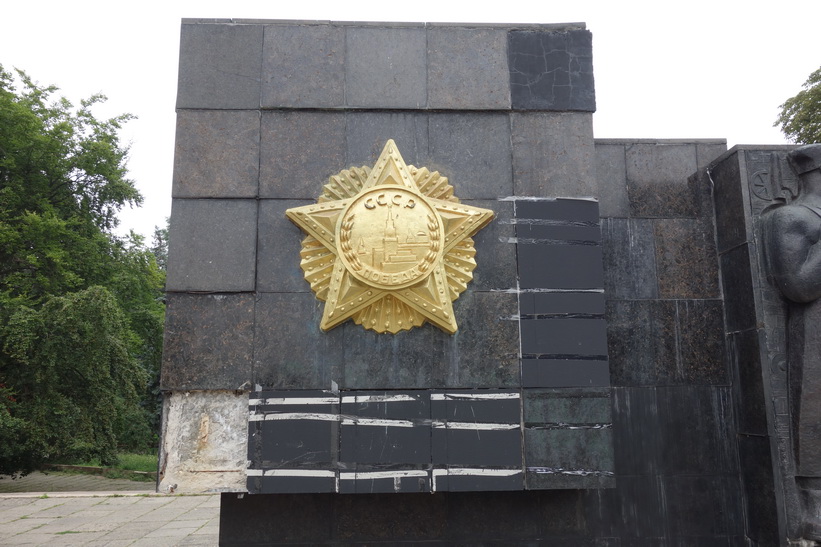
top-left (2, 1), bottom-right (819, 239)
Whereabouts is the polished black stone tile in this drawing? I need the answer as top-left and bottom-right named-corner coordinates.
top-left (521, 359), bottom-right (610, 388)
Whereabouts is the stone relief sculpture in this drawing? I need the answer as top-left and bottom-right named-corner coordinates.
top-left (762, 143), bottom-right (821, 540)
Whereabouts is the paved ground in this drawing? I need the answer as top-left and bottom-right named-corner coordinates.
top-left (0, 472), bottom-right (219, 546)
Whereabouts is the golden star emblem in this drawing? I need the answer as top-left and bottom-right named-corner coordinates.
top-left (286, 140), bottom-right (494, 334)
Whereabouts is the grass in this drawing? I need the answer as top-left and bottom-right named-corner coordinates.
top-left (48, 452), bottom-right (158, 482)
top-left (57, 452), bottom-right (157, 473)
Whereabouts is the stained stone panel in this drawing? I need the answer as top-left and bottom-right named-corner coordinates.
top-left (428, 113), bottom-right (513, 198)
top-left (166, 199), bottom-right (257, 292)
top-left (172, 110), bottom-right (260, 198)
top-left (625, 143), bottom-right (699, 218)
top-left (261, 23), bottom-right (344, 108)
top-left (427, 26), bottom-right (510, 109)
top-left (346, 112), bottom-right (429, 168)
top-left (259, 111), bottom-right (346, 199)
top-left (601, 218), bottom-right (658, 300)
top-left (253, 292), bottom-right (344, 389)
top-left (345, 25), bottom-right (427, 108)
top-left (462, 199), bottom-right (516, 291)
top-left (605, 300), bottom-right (675, 387)
top-left (720, 244), bottom-right (757, 333)
top-left (595, 142), bottom-right (629, 218)
top-left (653, 218), bottom-right (719, 299)
top-left (512, 113), bottom-right (596, 197)
top-left (256, 199), bottom-right (312, 293)
top-left (162, 293), bottom-right (255, 390)
top-left (177, 22), bottom-right (263, 109)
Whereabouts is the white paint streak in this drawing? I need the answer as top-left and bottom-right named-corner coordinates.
top-left (340, 394), bottom-right (417, 404)
top-left (438, 468), bottom-right (522, 477)
top-left (431, 421), bottom-right (520, 430)
top-left (339, 470), bottom-right (429, 480)
top-left (259, 469), bottom-right (336, 478)
top-left (252, 397), bottom-right (338, 406)
top-left (252, 412), bottom-right (339, 422)
top-left (430, 393), bottom-right (519, 401)
top-left (341, 417), bottom-right (415, 428)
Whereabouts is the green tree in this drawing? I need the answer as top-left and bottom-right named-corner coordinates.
top-left (0, 66), bottom-right (164, 475)
top-left (775, 66), bottom-right (821, 144)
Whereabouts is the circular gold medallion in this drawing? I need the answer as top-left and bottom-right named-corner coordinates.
top-left (337, 187), bottom-right (442, 290)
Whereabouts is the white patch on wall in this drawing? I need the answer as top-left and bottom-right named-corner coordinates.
top-left (158, 390), bottom-right (249, 494)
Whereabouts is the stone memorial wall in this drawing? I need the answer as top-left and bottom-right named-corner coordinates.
top-left (159, 18), bottom-right (805, 545)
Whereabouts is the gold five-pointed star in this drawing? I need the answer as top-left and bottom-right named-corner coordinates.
top-left (286, 140), bottom-right (494, 334)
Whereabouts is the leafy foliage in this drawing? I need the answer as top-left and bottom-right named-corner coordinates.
top-left (0, 66), bottom-right (164, 476)
top-left (775, 66), bottom-right (821, 144)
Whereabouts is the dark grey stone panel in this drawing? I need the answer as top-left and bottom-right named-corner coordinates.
top-left (653, 218), bottom-right (719, 299)
top-left (444, 490), bottom-right (585, 539)
top-left (737, 433), bottom-right (779, 545)
top-left (525, 469), bottom-right (613, 490)
top-left (433, 390), bottom-right (521, 423)
top-left (346, 112), bottom-right (428, 168)
top-left (307, 311), bottom-right (514, 390)
top-left (259, 419), bottom-right (336, 466)
top-left (596, 143), bottom-right (629, 218)
top-left (260, 476), bottom-right (336, 494)
top-left (518, 244), bottom-right (604, 290)
top-left (220, 491), bottom-right (594, 544)
top-left (461, 200), bottom-right (516, 291)
top-left (625, 143), bottom-right (699, 218)
top-left (520, 318), bottom-right (608, 356)
top-left (523, 388), bottom-right (611, 424)
top-left (340, 391), bottom-right (431, 465)
top-left (253, 292), bottom-right (344, 389)
top-left (258, 111), bottom-right (346, 199)
top-left (161, 293), bottom-right (254, 390)
top-left (220, 493), bottom-right (335, 543)
top-left (711, 153), bottom-right (747, 253)
top-left (439, 471), bottom-right (524, 492)
top-left (511, 113), bottom-right (595, 197)
top-left (601, 218), bottom-right (658, 300)
top-left (662, 475), bottom-right (744, 539)
top-left (333, 494), bottom-right (447, 541)
top-left (166, 199), bottom-right (257, 291)
top-left (450, 291), bottom-right (520, 387)
top-left (437, 428), bottom-right (521, 466)
top-left (728, 328), bottom-right (768, 436)
top-left (521, 359), bottom-right (610, 388)
top-left (342, 292), bottom-right (518, 390)
top-left (257, 199), bottom-right (312, 293)
top-left (657, 386), bottom-right (736, 475)
top-left (611, 387), bottom-right (662, 475)
top-left (261, 23), bottom-right (344, 108)
top-left (676, 300), bottom-right (727, 385)
top-left (515, 197), bottom-right (599, 222)
top-left (177, 23), bottom-right (263, 109)
top-left (518, 223), bottom-right (601, 243)
top-left (696, 142), bottom-right (728, 169)
top-left (720, 244), bottom-right (757, 333)
top-left (427, 27), bottom-right (510, 109)
top-left (345, 474), bottom-right (431, 494)
top-left (345, 26), bottom-right (426, 108)
top-left (508, 29), bottom-right (595, 111)
top-left (605, 475), bottom-right (666, 538)
top-left (172, 110), bottom-right (260, 198)
top-left (525, 427), bottom-right (613, 475)
top-left (340, 323), bottom-right (450, 390)
top-left (606, 300), bottom-right (676, 387)
top-left (519, 292), bottom-right (605, 315)
top-left (428, 113), bottom-right (513, 198)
